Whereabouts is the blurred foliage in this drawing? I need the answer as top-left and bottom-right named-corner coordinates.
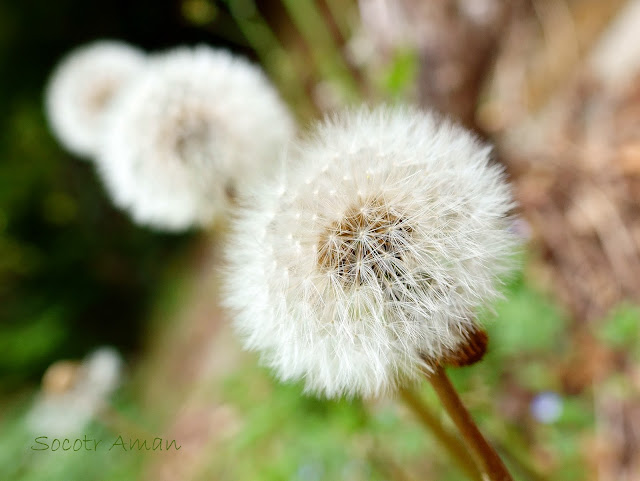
top-left (380, 50), bottom-right (418, 100)
top-left (0, 395), bottom-right (142, 481)
top-left (1, 270), bottom-right (628, 481)
top-left (596, 305), bottom-right (640, 352)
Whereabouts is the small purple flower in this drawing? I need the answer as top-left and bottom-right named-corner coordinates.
top-left (530, 391), bottom-right (563, 424)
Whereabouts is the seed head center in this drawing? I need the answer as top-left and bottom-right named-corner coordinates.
top-left (170, 111), bottom-right (214, 164)
top-left (317, 199), bottom-right (412, 287)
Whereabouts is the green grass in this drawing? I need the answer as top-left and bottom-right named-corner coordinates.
top-left (3, 263), bottom-right (639, 481)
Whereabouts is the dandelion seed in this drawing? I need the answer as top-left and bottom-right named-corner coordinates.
top-left (45, 41), bottom-right (146, 158)
top-left (96, 45), bottom-right (294, 231)
top-left (224, 105), bottom-right (519, 398)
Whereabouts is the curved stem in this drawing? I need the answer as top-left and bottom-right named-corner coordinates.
top-left (400, 388), bottom-right (483, 481)
top-left (427, 365), bottom-right (513, 481)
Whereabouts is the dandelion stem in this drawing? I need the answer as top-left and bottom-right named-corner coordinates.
top-left (400, 388), bottom-right (483, 481)
top-left (427, 365), bottom-right (513, 481)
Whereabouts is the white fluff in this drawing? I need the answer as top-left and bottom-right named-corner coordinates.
top-left (26, 347), bottom-right (123, 436)
top-left (45, 41), bottom-right (146, 158)
top-left (96, 45), bottom-right (295, 231)
top-left (224, 106), bottom-right (519, 399)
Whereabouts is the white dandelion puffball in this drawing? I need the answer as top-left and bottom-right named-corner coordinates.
top-left (45, 41), bottom-right (146, 158)
top-left (224, 106), bottom-right (519, 398)
top-left (97, 45), bottom-right (295, 231)
top-left (26, 347), bottom-right (123, 436)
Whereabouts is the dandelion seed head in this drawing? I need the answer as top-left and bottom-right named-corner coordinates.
top-left (224, 106), bottom-right (519, 398)
top-left (26, 347), bottom-right (123, 436)
top-left (97, 45), bottom-right (294, 231)
top-left (46, 41), bottom-right (146, 158)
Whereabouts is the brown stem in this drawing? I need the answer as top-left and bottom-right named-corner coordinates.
top-left (427, 365), bottom-right (513, 481)
top-left (400, 388), bottom-right (483, 481)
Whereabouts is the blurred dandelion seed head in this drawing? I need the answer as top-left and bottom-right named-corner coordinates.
top-left (46, 41), bottom-right (146, 158)
top-left (96, 45), bottom-right (295, 231)
top-left (41, 360), bottom-right (81, 395)
top-left (27, 347), bottom-right (123, 436)
top-left (225, 106), bottom-right (520, 398)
